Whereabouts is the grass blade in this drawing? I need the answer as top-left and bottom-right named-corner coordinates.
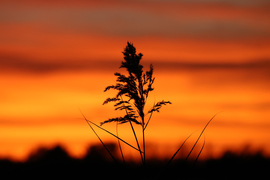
top-left (193, 135), bottom-right (205, 167)
top-left (155, 131), bottom-right (195, 179)
top-left (80, 110), bottom-right (141, 152)
top-left (85, 119), bottom-right (118, 163)
top-left (184, 113), bottom-right (218, 162)
top-left (166, 131), bottom-right (195, 167)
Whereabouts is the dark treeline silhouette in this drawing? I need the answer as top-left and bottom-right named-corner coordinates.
top-left (0, 143), bottom-right (269, 179)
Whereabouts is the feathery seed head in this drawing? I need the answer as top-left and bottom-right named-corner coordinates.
top-left (101, 42), bottom-right (171, 127)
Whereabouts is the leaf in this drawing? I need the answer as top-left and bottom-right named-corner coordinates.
top-left (165, 131), bottom-right (195, 167)
top-left (184, 113), bottom-right (218, 162)
top-left (193, 135), bottom-right (206, 166)
top-left (80, 110), bottom-right (141, 152)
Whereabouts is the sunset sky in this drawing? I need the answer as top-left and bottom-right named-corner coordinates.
top-left (0, 0), bottom-right (270, 161)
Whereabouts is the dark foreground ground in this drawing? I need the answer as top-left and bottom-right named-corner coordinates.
top-left (1, 143), bottom-right (269, 180)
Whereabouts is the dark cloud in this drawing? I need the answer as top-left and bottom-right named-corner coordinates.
top-left (154, 60), bottom-right (270, 83)
top-left (0, 54), bottom-right (118, 73)
top-left (1, 53), bottom-right (270, 75)
top-left (153, 60), bottom-right (270, 71)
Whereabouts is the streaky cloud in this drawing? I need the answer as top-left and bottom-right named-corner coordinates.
top-left (1, 53), bottom-right (269, 74)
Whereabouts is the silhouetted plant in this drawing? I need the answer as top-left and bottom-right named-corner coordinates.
top-left (81, 42), bottom-right (217, 178)
top-left (100, 42), bottom-right (171, 164)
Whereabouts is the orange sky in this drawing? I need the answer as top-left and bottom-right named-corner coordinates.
top-left (0, 0), bottom-right (270, 161)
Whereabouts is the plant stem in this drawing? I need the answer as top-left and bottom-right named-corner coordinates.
top-left (129, 120), bottom-right (144, 163)
top-left (142, 126), bottom-right (146, 167)
top-left (121, 96), bottom-right (144, 164)
top-left (116, 122), bottom-right (125, 165)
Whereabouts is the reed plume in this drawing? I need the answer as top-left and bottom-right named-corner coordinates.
top-left (101, 42), bottom-right (171, 127)
top-left (101, 42), bottom-right (171, 165)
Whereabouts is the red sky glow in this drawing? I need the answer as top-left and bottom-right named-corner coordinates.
top-left (0, 0), bottom-right (270, 161)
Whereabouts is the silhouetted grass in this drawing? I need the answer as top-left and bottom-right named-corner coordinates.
top-left (81, 42), bottom-right (218, 178)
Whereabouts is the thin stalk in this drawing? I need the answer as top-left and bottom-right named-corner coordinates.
top-left (120, 96), bottom-right (144, 164)
top-left (138, 73), bottom-right (146, 166)
top-left (144, 111), bottom-right (153, 130)
top-left (129, 120), bottom-right (144, 163)
top-left (142, 126), bottom-right (146, 179)
top-left (116, 122), bottom-right (126, 165)
top-left (142, 124), bottom-right (146, 166)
